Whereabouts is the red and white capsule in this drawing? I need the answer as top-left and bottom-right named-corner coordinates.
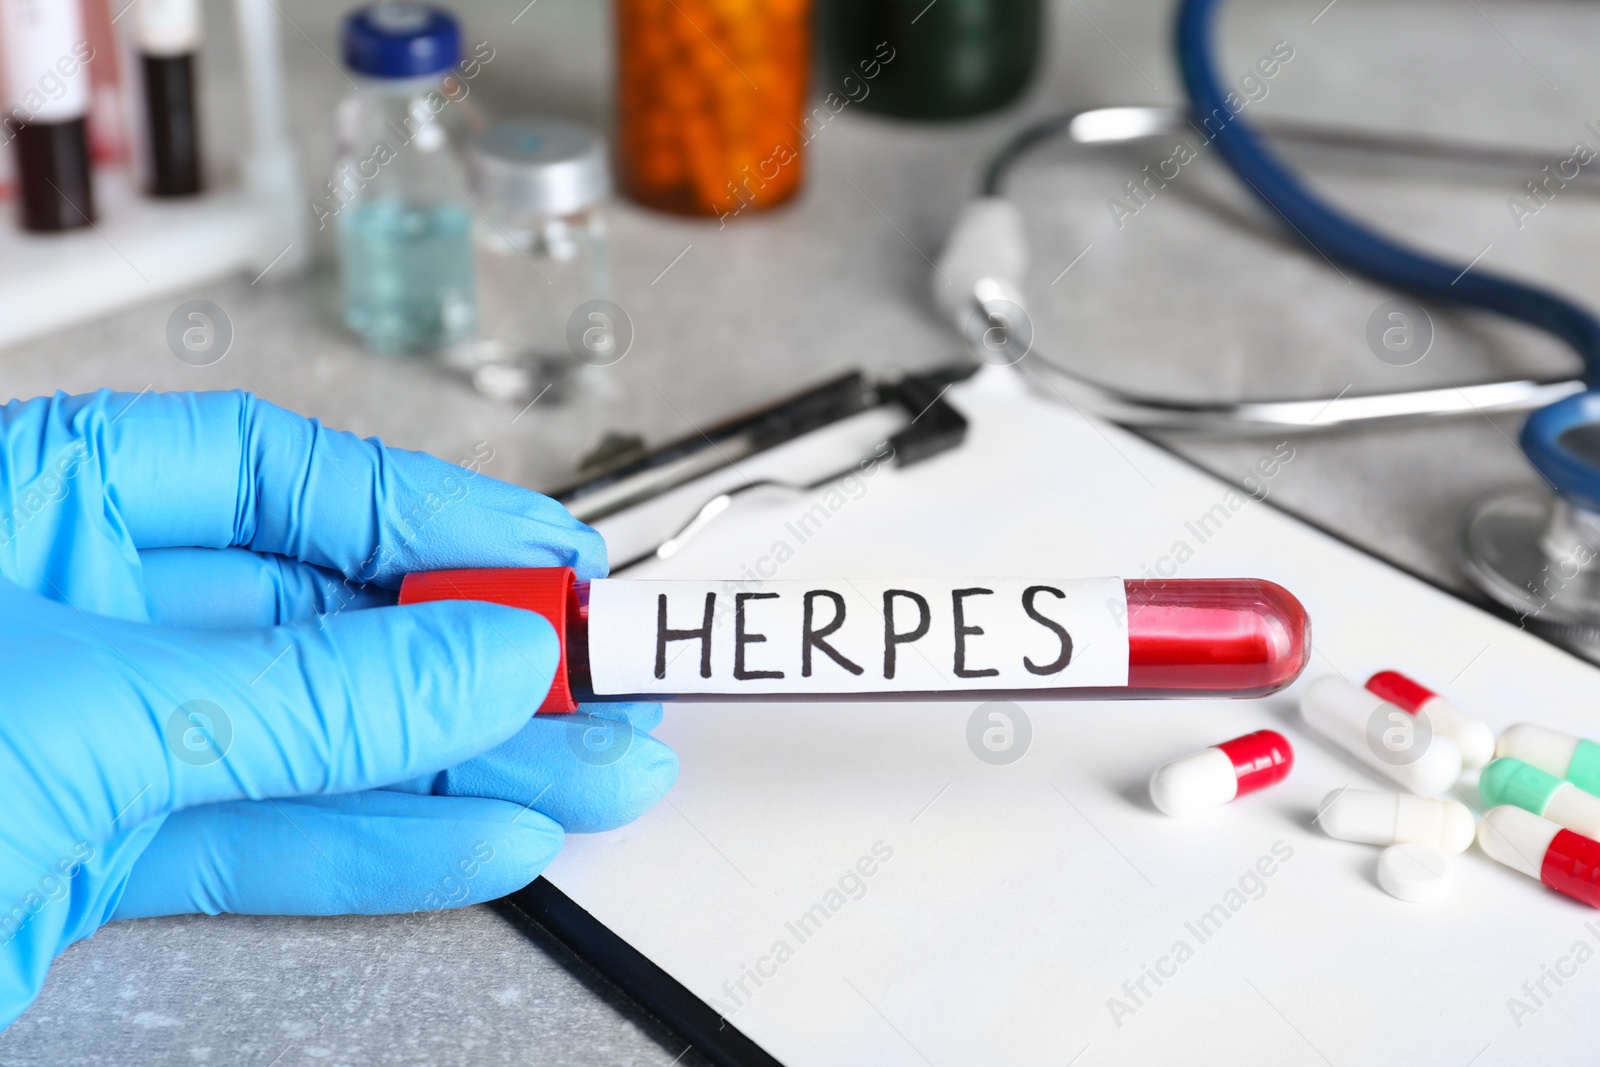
top-left (1365, 671), bottom-right (1495, 769)
top-left (1149, 730), bottom-right (1294, 817)
top-left (1479, 806), bottom-right (1600, 908)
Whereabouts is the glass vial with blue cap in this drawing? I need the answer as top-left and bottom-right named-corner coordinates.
top-left (452, 117), bottom-right (611, 403)
top-left (332, 2), bottom-right (478, 354)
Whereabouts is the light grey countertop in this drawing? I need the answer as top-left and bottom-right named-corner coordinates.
top-left (4, 0), bottom-right (1599, 1062)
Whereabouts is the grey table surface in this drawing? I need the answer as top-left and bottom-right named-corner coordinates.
top-left (4, 0), bottom-right (1599, 1062)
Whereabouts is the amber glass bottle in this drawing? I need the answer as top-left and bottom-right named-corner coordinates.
top-left (615, 0), bottom-right (811, 218)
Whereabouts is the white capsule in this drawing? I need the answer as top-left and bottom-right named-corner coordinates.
top-left (1317, 788), bottom-right (1475, 854)
top-left (1365, 671), bottom-right (1495, 769)
top-left (1419, 701), bottom-right (1495, 770)
top-left (1377, 844), bottom-right (1453, 903)
top-left (1300, 677), bottom-right (1462, 795)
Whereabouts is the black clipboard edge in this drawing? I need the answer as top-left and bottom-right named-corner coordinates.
top-left (494, 878), bottom-right (786, 1067)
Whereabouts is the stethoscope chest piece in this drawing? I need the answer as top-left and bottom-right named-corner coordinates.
top-left (1462, 391), bottom-right (1600, 659)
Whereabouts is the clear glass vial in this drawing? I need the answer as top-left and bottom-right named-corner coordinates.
top-left (332, 3), bottom-right (477, 354)
top-left (456, 117), bottom-right (611, 403)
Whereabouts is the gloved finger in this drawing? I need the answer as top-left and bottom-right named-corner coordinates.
top-left (139, 562), bottom-right (666, 724)
top-left (140, 546), bottom-right (394, 628)
top-left (110, 792), bottom-right (562, 919)
top-left (159, 599), bottom-right (560, 813)
top-left (579, 701), bottom-right (664, 733)
top-left (11, 589), bottom-right (561, 833)
top-left (38, 390), bottom-right (606, 584)
top-left (386, 708), bottom-right (679, 834)
top-left (0, 816), bottom-right (166, 1030)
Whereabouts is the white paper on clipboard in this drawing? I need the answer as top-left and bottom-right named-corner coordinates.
top-left (545, 366), bottom-right (1600, 1066)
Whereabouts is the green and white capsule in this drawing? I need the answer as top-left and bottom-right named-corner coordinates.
top-left (1479, 757), bottom-right (1600, 840)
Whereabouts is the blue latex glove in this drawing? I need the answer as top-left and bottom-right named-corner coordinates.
top-left (0, 390), bottom-right (677, 1028)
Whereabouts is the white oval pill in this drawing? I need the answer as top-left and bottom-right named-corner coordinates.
top-left (1376, 844), bottom-right (1452, 903)
top-left (1317, 788), bottom-right (1475, 854)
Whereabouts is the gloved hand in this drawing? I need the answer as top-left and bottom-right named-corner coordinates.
top-left (0, 390), bottom-right (677, 1029)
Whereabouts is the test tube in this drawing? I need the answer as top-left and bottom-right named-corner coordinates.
top-left (134, 0), bottom-right (202, 196)
top-left (0, 0), bottom-right (96, 231)
top-left (398, 568), bottom-right (1311, 712)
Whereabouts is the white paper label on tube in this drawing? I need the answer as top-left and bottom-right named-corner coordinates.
top-left (586, 577), bottom-right (1129, 695)
top-left (0, 0), bottom-right (91, 122)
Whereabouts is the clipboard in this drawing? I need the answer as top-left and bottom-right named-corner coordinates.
top-left (489, 366), bottom-right (1600, 1067)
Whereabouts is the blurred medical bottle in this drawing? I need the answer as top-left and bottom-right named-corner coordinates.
top-left (332, 2), bottom-right (477, 354)
top-left (615, 0), bottom-right (811, 218)
top-left (453, 117), bottom-right (611, 404)
top-left (0, 0), bottom-right (95, 231)
top-left (135, 0), bottom-right (203, 196)
top-left (821, 0), bottom-right (1041, 120)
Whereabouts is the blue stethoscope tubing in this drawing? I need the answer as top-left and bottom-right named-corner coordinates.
top-left (1175, 0), bottom-right (1599, 500)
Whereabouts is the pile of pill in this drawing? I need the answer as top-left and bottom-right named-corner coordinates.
top-left (615, 0), bottom-right (810, 215)
top-left (1146, 669), bottom-right (1600, 908)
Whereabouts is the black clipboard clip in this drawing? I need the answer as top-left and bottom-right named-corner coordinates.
top-left (553, 362), bottom-right (976, 526)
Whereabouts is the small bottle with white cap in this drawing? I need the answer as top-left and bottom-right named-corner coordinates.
top-left (453, 117), bottom-right (612, 404)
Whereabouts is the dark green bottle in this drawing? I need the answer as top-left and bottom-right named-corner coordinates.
top-left (821, 0), bottom-right (1042, 120)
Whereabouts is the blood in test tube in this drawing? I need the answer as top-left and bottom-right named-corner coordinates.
top-left (1148, 729), bottom-right (1293, 817)
top-left (397, 569), bottom-right (1311, 713)
top-left (0, 0), bottom-right (96, 231)
top-left (83, 0), bottom-right (130, 164)
top-left (135, 0), bottom-right (202, 196)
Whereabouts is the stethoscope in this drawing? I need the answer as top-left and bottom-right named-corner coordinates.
top-left (934, 0), bottom-right (1600, 658)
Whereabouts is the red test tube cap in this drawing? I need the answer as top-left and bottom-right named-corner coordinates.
top-left (398, 567), bottom-right (579, 714)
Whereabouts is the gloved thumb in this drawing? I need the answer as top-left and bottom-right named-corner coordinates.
top-left (155, 599), bottom-right (561, 814)
top-left (15, 595), bottom-right (562, 835)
